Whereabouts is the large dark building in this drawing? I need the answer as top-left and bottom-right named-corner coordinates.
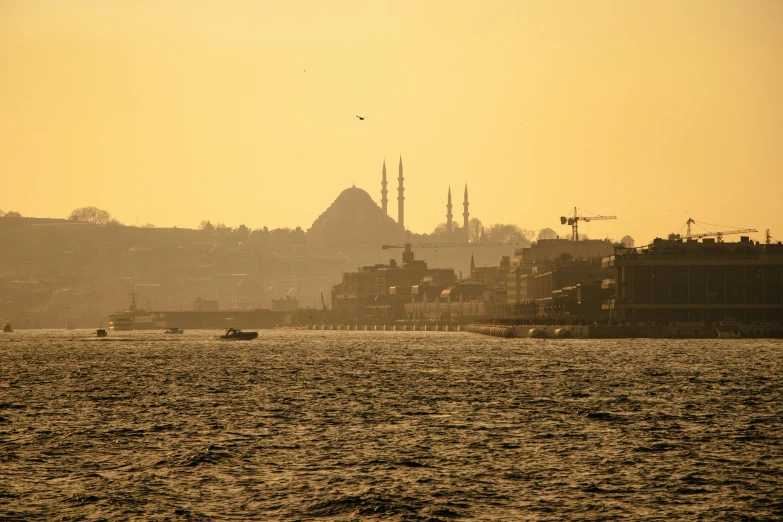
top-left (506, 238), bottom-right (615, 304)
top-left (331, 244), bottom-right (456, 322)
top-left (603, 237), bottom-right (783, 324)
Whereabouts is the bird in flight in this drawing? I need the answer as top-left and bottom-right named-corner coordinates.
top-left (356, 115), bottom-right (365, 120)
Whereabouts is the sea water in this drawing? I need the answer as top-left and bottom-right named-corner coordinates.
top-left (1, 330), bottom-right (781, 520)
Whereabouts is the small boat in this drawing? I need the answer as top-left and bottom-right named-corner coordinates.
top-left (220, 328), bottom-right (258, 340)
top-left (96, 327), bottom-right (108, 337)
top-left (2, 322), bottom-right (12, 333)
top-left (716, 318), bottom-right (741, 338)
top-left (164, 327), bottom-right (184, 334)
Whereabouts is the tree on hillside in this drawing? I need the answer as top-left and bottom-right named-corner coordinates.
top-left (199, 220), bottom-right (214, 232)
top-left (235, 224), bottom-right (250, 239)
top-left (431, 222), bottom-right (448, 235)
top-left (468, 218), bottom-right (483, 242)
top-left (68, 206), bottom-right (118, 225)
top-left (485, 224), bottom-right (531, 245)
top-left (537, 228), bottom-right (558, 240)
top-left (2, 210), bottom-right (22, 218)
top-left (430, 222), bottom-right (463, 236)
top-left (620, 235), bottom-right (635, 248)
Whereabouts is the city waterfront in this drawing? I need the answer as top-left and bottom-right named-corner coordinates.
top-left (1, 330), bottom-right (781, 520)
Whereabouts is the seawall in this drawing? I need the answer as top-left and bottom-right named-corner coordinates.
top-left (466, 324), bottom-right (783, 339)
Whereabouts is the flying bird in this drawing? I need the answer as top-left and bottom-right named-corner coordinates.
top-left (356, 115), bottom-right (365, 120)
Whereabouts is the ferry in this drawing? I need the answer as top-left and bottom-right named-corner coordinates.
top-left (716, 318), bottom-right (741, 338)
top-left (108, 291), bottom-right (164, 331)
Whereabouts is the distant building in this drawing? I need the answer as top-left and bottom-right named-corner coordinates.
top-left (603, 237), bottom-right (783, 324)
top-left (506, 238), bottom-right (615, 304)
top-left (193, 297), bottom-right (218, 311)
top-left (271, 296), bottom-right (299, 312)
top-left (469, 254), bottom-right (510, 303)
top-left (331, 243), bottom-right (456, 322)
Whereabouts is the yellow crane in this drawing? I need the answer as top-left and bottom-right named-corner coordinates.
top-left (381, 241), bottom-right (504, 267)
top-left (560, 207), bottom-right (617, 241)
top-left (381, 241), bottom-right (503, 250)
top-left (683, 218), bottom-right (757, 242)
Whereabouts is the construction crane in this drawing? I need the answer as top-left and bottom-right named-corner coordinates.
top-left (382, 241), bottom-right (505, 267)
top-left (381, 241), bottom-right (503, 250)
top-left (682, 218), bottom-right (757, 242)
top-left (559, 207), bottom-right (617, 241)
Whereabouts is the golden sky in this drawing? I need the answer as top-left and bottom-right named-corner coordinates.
top-left (1, 0), bottom-right (781, 244)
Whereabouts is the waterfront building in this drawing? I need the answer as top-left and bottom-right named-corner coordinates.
top-left (470, 254), bottom-right (510, 302)
top-left (331, 243), bottom-right (456, 322)
top-left (271, 295), bottom-right (299, 312)
top-left (603, 237), bottom-right (783, 324)
top-left (506, 238), bottom-right (615, 304)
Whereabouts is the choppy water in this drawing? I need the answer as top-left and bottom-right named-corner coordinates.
top-left (1, 330), bottom-right (782, 520)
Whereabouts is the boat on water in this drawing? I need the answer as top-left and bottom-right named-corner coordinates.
top-left (108, 291), bottom-right (163, 331)
top-left (2, 322), bottom-right (12, 333)
top-left (220, 328), bottom-right (258, 340)
top-left (164, 327), bottom-right (184, 334)
top-left (716, 318), bottom-right (741, 338)
top-left (96, 327), bottom-right (108, 337)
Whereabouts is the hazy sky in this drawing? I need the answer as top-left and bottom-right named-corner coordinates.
top-left (1, 0), bottom-right (781, 244)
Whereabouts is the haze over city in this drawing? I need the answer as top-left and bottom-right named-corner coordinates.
top-left (4, 2), bottom-right (783, 521)
top-left (2, 0), bottom-right (782, 244)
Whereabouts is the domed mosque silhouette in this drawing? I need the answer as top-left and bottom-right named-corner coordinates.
top-left (307, 186), bottom-right (403, 251)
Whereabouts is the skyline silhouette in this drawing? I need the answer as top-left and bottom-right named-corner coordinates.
top-left (1, 1), bottom-right (781, 245)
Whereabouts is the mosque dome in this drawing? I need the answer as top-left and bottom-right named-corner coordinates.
top-left (308, 185), bottom-right (404, 251)
top-left (335, 186), bottom-right (374, 203)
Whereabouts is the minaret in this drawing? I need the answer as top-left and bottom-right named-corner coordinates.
top-left (463, 183), bottom-right (470, 241)
top-left (397, 155), bottom-right (405, 229)
top-left (446, 186), bottom-right (453, 233)
top-left (381, 160), bottom-right (388, 215)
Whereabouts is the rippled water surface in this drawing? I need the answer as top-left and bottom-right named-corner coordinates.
top-left (1, 330), bottom-right (782, 520)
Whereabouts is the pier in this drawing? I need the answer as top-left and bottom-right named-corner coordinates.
top-left (302, 323), bottom-right (463, 332)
